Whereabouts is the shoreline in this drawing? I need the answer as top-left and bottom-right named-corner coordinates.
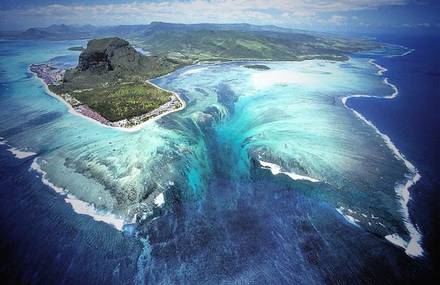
top-left (29, 64), bottom-right (186, 133)
top-left (25, 51), bottom-right (417, 238)
top-left (29, 52), bottom-right (357, 133)
top-left (341, 55), bottom-right (423, 258)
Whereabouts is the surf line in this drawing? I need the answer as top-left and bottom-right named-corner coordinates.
top-left (29, 157), bottom-right (126, 231)
top-left (0, 136), bottom-right (37, 159)
top-left (258, 157), bottom-right (319, 183)
top-left (387, 45), bottom-right (415, 58)
top-left (341, 57), bottom-right (423, 258)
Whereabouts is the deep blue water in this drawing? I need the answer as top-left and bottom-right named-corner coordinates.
top-left (348, 34), bottom-right (440, 271)
top-left (0, 35), bottom-right (438, 284)
top-left (0, 150), bottom-right (141, 284)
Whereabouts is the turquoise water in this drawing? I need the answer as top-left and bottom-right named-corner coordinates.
top-left (0, 39), bottom-right (425, 283)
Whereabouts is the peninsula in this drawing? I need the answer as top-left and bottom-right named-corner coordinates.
top-left (27, 23), bottom-right (380, 129)
top-left (32, 37), bottom-right (185, 128)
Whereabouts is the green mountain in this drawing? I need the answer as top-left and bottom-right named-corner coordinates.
top-left (14, 22), bottom-right (379, 63)
top-left (26, 23), bottom-right (381, 125)
top-left (50, 37), bottom-right (180, 122)
top-left (64, 37), bottom-right (179, 87)
top-left (139, 25), bottom-right (377, 61)
top-left (15, 22), bottom-right (311, 40)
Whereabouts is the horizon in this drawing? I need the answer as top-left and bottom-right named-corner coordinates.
top-left (1, 0), bottom-right (439, 34)
top-left (3, 21), bottom-right (439, 39)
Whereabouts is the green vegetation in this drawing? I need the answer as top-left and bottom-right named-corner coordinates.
top-left (18, 22), bottom-right (380, 63)
top-left (139, 27), bottom-right (379, 62)
top-left (67, 46), bottom-right (84, 51)
top-left (50, 82), bottom-right (172, 121)
top-left (34, 24), bottom-right (380, 124)
top-left (52, 37), bottom-right (181, 122)
top-left (243, 64), bottom-right (270, 70)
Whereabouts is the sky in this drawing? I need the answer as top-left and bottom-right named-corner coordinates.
top-left (0, 0), bottom-right (439, 33)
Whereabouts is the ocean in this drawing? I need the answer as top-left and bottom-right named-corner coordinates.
top-left (349, 33), bottom-right (440, 275)
top-left (0, 34), bottom-right (438, 284)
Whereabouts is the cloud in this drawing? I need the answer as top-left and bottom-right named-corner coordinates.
top-left (0, 0), bottom-right (409, 30)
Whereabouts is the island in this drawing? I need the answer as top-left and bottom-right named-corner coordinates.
top-left (67, 46), bottom-right (84, 51)
top-left (15, 22), bottom-right (381, 62)
top-left (243, 64), bottom-right (271, 70)
top-left (31, 37), bottom-right (185, 128)
top-left (27, 23), bottom-right (380, 129)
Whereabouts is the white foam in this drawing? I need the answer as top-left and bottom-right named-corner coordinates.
top-left (0, 137), bottom-right (36, 159)
top-left (259, 160), bottom-right (281, 175)
top-left (65, 194), bottom-right (125, 231)
top-left (385, 233), bottom-right (408, 249)
top-left (154, 193), bottom-right (165, 207)
top-left (386, 231), bottom-right (423, 257)
top-left (340, 57), bottom-right (424, 257)
top-left (406, 232), bottom-right (424, 257)
top-left (336, 207), bottom-right (360, 227)
top-left (367, 60), bottom-right (398, 99)
top-left (30, 157), bottom-right (125, 231)
top-left (368, 59), bottom-right (388, 76)
top-left (259, 159), bottom-right (319, 183)
top-left (400, 49), bottom-right (415, 57)
top-left (383, 78), bottom-right (398, 99)
top-left (7, 148), bottom-right (36, 159)
top-left (387, 46), bottom-right (415, 58)
top-left (283, 171), bottom-right (320, 183)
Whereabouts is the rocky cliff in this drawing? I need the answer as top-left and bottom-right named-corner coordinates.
top-left (77, 38), bottom-right (142, 73)
top-left (63, 37), bottom-right (177, 88)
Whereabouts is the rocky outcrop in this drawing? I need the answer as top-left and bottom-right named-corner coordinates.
top-left (76, 37), bottom-right (142, 74)
top-left (63, 37), bottom-right (177, 87)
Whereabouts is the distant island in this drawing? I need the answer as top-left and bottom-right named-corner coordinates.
top-left (12, 22), bottom-right (381, 62)
top-left (243, 64), bottom-right (271, 70)
top-left (138, 23), bottom-right (379, 62)
top-left (24, 22), bottom-right (381, 129)
top-left (67, 46), bottom-right (84, 51)
top-left (31, 37), bottom-right (184, 129)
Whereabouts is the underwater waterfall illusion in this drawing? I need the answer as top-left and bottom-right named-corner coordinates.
top-left (0, 40), bottom-right (424, 283)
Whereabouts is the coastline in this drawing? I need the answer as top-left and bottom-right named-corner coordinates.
top-left (340, 49), bottom-right (423, 258)
top-left (31, 52), bottom-right (348, 133)
top-left (29, 64), bottom-right (187, 133)
top-left (29, 54), bottom-right (354, 133)
top-left (25, 48), bottom-right (423, 248)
